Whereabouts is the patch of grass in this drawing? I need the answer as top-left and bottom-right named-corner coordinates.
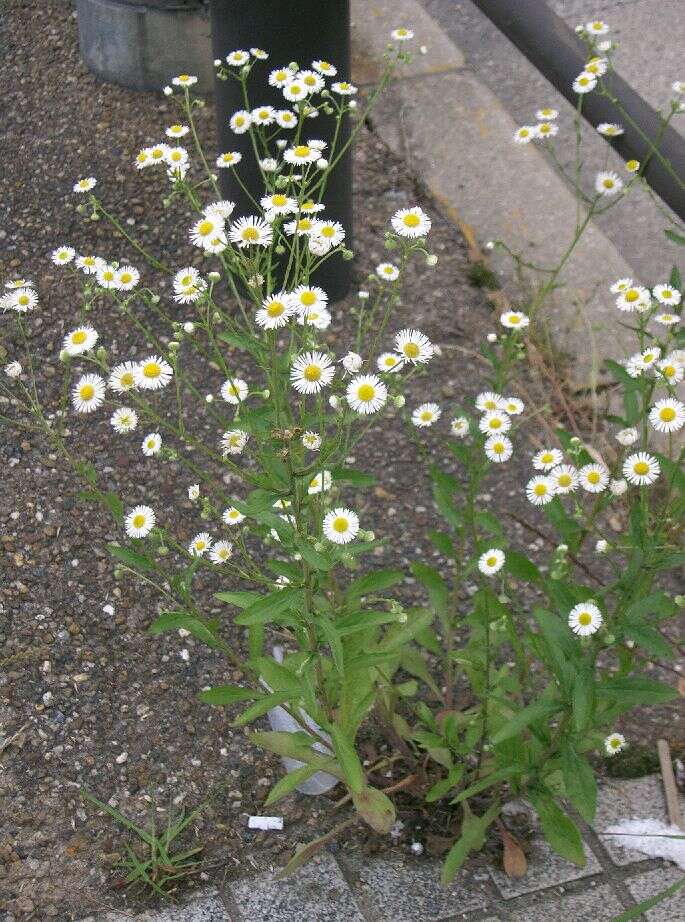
top-left (604, 744), bottom-right (661, 779)
top-left (466, 260), bottom-right (500, 290)
top-left (82, 791), bottom-right (204, 898)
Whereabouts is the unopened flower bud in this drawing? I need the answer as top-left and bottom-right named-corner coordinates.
top-left (358, 290), bottom-right (370, 299)
top-left (163, 86), bottom-right (173, 96)
top-left (394, 395), bottom-right (406, 408)
top-left (95, 346), bottom-right (108, 361)
top-left (59, 349), bottom-right (69, 362)
top-left (207, 271), bottom-right (221, 282)
top-left (316, 157), bottom-right (329, 169)
top-left (262, 389), bottom-right (270, 399)
top-left (205, 394), bottom-right (214, 403)
top-left (275, 244), bottom-right (286, 255)
top-left (183, 322), bottom-right (195, 334)
top-left (349, 99), bottom-right (357, 109)
top-left (487, 333), bottom-right (497, 343)
top-left (485, 240), bottom-right (495, 250)
top-left (426, 254), bottom-right (438, 266)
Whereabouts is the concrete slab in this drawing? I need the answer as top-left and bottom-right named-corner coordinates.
top-left (227, 854), bottom-right (365, 922)
top-left (593, 775), bottom-right (683, 866)
top-left (83, 891), bottom-right (233, 922)
top-left (625, 866), bottom-right (685, 921)
top-left (489, 835), bottom-right (602, 898)
top-left (507, 883), bottom-right (624, 921)
top-left (343, 853), bottom-right (491, 920)
top-left (351, 0), bottom-right (465, 84)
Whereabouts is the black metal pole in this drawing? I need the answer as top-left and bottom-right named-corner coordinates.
top-left (209, 0), bottom-right (352, 300)
top-left (471, 0), bottom-right (685, 221)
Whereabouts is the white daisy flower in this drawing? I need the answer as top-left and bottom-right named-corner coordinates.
top-left (346, 374), bottom-right (388, 414)
top-left (652, 283), bottom-right (681, 305)
top-left (391, 27), bottom-right (414, 41)
top-left (283, 143), bottom-right (320, 165)
top-left (223, 506), bottom-right (245, 525)
top-left (302, 431), bottom-right (321, 450)
top-left (72, 374), bottom-right (106, 413)
top-left (655, 313), bottom-right (680, 326)
top-left (216, 151), bottom-right (242, 168)
top-left (256, 293), bottom-right (293, 329)
top-left (649, 398), bottom-right (685, 433)
top-left (297, 70), bottom-right (325, 93)
top-left (73, 177), bottom-right (97, 193)
top-left (615, 427), bottom-right (639, 446)
top-left (290, 284), bottom-right (328, 315)
top-left (376, 262), bottom-right (400, 281)
top-left (190, 215), bottom-right (226, 249)
top-left (51, 246), bottom-right (76, 266)
top-left (394, 328), bottom-right (434, 364)
top-left (595, 171), bottom-right (623, 195)
top-left (638, 346), bottom-right (662, 369)
top-left (276, 109), bottom-right (298, 128)
top-left (616, 285), bottom-right (650, 312)
top-left (226, 49), bottom-right (250, 66)
top-left (204, 200), bottom-right (236, 222)
top-left (165, 124), bottom-right (190, 139)
top-left (250, 47), bottom-right (268, 59)
top-left (596, 122), bottom-right (624, 137)
top-left (312, 60), bottom-right (337, 76)
top-left (586, 20), bottom-right (609, 34)
top-left (623, 452), bottom-right (660, 486)
top-left (312, 220), bottom-right (345, 248)
top-left (568, 601), bottom-right (603, 636)
top-left (269, 67), bottom-right (291, 88)
top-left (573, 72), bottom-right (597, 94)
top-left (341, 351), bottom-right (363, 374)
top-left (1, 287), bottom-right (37, 313)
top-left (110, 407), bottom-right (138, 433)
top-left (605, 732), bottom-right (626, 756)
top-left (484, 435), bottom-right (513, 462)
top-left (451, 416), bottom-right (470, 438)
top-left (550, 464), bottom-right (579, 494)
top-left (115, 266), bottom-right (139, 290)
top-left (476, 391), bottom-right (505, 412)
top-left (323, 507), bottom-right (359, 544)
top-left (299, 200), bottom-right (326, 214)
top-left (221, 429), bottom-right (249, 455)
top-left (76, 255), bottom-right (104, 275)
top-left (535, 122), bottom-right (558, 139)
top-left (412, 403), bottom-right (441, 427)
top-left (526, 475), bottom-right (556, 505)
top-left (188, 483), bottom-right (200, 500)
top-left (500, 310), bottom-right (530, 330)
top-left (229, 216), bottom-right (273, 248)
top-left (164, 146), bottom-right (189, 171)
top-left (229, 110), bottom-right (252, 133)
top-left (189, 532), bottom-right (212, 556)
top-left (148, 144), bottom-right (169, 165)
top-left (308, 470), bottom-right (332, 494)
top-left (142, 432), bottom-right (162, 456)
top-left (221, 377), bottom-right (248, 404)
top-left (536, 107), bottom-right (558, 120)
top-left (96, 264), bottom-right (118, 289)
top-left (260, 192), bottom-right (297, 215)
top-left (586, 57), bottom-right (608, 76)
top-left (377, 352), bottom-right (403, 373)
top-left (138, 356), bottom-right (173, 391)
top-left (297, 306), bottom-right (331, 330)
top-left (330, 81), bottom-right (358, 95)
top-left (284, 216), bottom-right (316, 236)
top-left (172, 74), bottom-right (198, 87)
top-left (479, 410), bottom-right (511, 434)
top-left (513, 126), bottom-right (535, 144)
top-left (478, 548), bottom-right (505, 576)
top-left (109, 361), bottom-right (140, 393)
top-left (4, 278), bottom-right (33, 289)
top-left (655, 357), bottom-right (684, 385)
top-left (62, 326), bottom-right (98, 356)
top-left (610, 277), bottom-right (633, 294)
top-left (533, 448), bottom-right (564, 471)
top-left (210, 539), bottom-right (233, 564)
top-left (501, 396), bottom-right (525, 415)
top-left (125, 505), bottom-right (156, 538)
top-left (391, 206), bottom-right (431, 238)
top-left (290, 351), bottom-right (335, 394)
top-left (135, 148), bottom-right (154, 169)
top-left (579, 463), bottom-right (610, 493)
top-left (4, 361), bottom-right (22, 378)
top-left (282, 79), bottom-right (309, 102)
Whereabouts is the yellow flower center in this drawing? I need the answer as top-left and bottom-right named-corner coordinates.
top-left (587, 471), bottom-right (600, 484)
top-left (300, 291), bottom-right (316, 306)
top-left (102, 271), bottom-right (114, 281)
top-left (18, 294), bottom-right (29, 305)
top-left (137, 152), bottom-right (148, 162)
top-left (509, 314), bottom-right (521, 324)
top-left (319, 61), bottom-right (331, 71)
top-left (271, 194), bottom-right (288, 206)
top-left (72, 331), bottom-right (87, 345)
top-left (303, 75), bottom-right (316, 86)
top-left (634, 461), bottom-right (649, 475)
top-left (258, 109), bottom-right (270, 118)
top-left (80, 383), bottom-right (95, 400)
top-left (662, 290), bottom-right (673, 298)
top-left (421, 411), bottom-right (433, 422)
top-left (275, 70), bottom-right (287, 81)
top-left (179, 74), bottom-right (190, 81)
top-left (625, 290), bottom-right (639, 302)
top-left (662, 365), bottom-right (675, 378)
top-left (578, 612), bottom-right (592, 626)
top-left (486, 556), bottom-right (497, 567)
top-left (143, 362), bottom-right (161, 379)
top-left (489, 418), bottom-right (502, 429)
top-left (289, 84), bottom-right (303, 95)
top-left (558, 473), bottom-right (572, 487)
top-left (357, 384), bottom-right (375, 402)
top-left (333, 517), bottom-right (349, 533)
top-left (297, 218), bottom-right (313, 231)
top-left (534, 484), bottom-right (547, 496)
top-left (321, 226), bottom-right (334, 237)
top-left (198, 220), bottom-right (213, 236)
top-left (267, 301), bottom-right (285, 317)
top-left (660, 407), bottom-right (676, 422)
top-left (241, 227), bottom-right (260, 241)
top-left (119, 272), bottom-right (132, 284)
top-left (602, 178), bottom-right (614, 189)
top-left (294, 144), bottom-right (311, 158)
top-left (235, 116), bottom-right (245, 126)
top-left (152, 148), bottom-right (164, 159)
top-left (403, 342), bottom-right (419, 358)
top-left (403, 213), bottom-right (421, 227)
top-left (132, 513), bottom-right (146, 529)
top-left (303, 364), bottom-right (321, 382)
top-left (493, 442), bottom-right (504, 454)
top-left (120, 371), bottom-right (135, 388)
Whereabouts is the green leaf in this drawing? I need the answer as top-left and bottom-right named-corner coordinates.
top-left (149, 612), bottom-right (221, 649)
top-left (611, 875), bottom-right (685, 921)
top-left (665, 228), bottom-right (685, 245)
top-left (530, 791), bottom-right (586, 866)
top-left (249, 730), bottom-right (341, 776)
top-left (330, 725), bottom-right (364, 793)
top-left (560, 746), bottom-right (597, 823)
top-left (491, 699), bottom-right (562, 744)
top-left (232, 691), bottom-right (292, 727)
top-left (428, 530), bottom-right (457, 557)
top-left (601, 676), bottom-right (677, 707)
top-left (411, 562), bottom-right (449, 614)
top-left (214, 589), bottom-right (262, 609)
top-left (252, 656), bottom-right (302, 697)
top-left (379, 608), bottom-right (435, 651)
top-left (452, 766), bottom-right (524, 804)
top-left (352, 785), bottom-right (396, 833)
top-left (426, 766), bottom-right (464, 802)
top-left (294, 536), bottom-right (332, 571)
top-left (329, 466), bottom-right (376, 487)
top-left (572, 668), bottom-right (595, 732)
top-left (669, 264), bottom-right (682, 291)
top-left (345, 569), bottom-right (405, 602)
top-left (505, 550), bottom-right (542, 583)
top-left (235, 588), bottom-right (305, 626)
top-left (109, 544), bottom-right (158, 574)
top-left (199, 686), bottom-right (262, 706)
top-left (441, 801), bottom-right (501, 884)
top-left (431, 466), bottom-right (462, 530)
top-left (265, 764), bottom-right (319, 807)
top-left (624, 623), bottom-right (674, 659)
top-left (316, 616), bottom-right (344, 675)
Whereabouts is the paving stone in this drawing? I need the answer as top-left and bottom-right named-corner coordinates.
top-left (352, 0), bottom-right (465, 84)
top-left (343, 854), bottom-right (491, 920)
top-left (626, 866), bottom-right (685, 921)
top-left (489, 835), bottom-right (602, 898)
top-left (507, 883), bottom-right (624, 921)
top-left (593, 775), bottom-right (684, 866)
top-left (227, 854), bottom-right (364, 922)
top-left (83, 891), bottom-right (233, 922)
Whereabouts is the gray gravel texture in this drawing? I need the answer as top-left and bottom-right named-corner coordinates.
top-left (0, 2), bottom-right (681, 920)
